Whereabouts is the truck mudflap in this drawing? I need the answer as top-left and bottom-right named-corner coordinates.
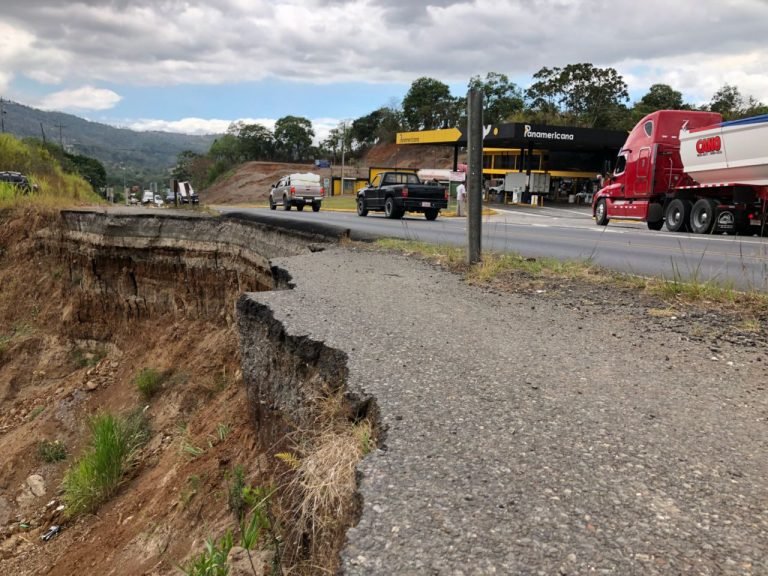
top-left (714, 204), bottom-right (751, 233)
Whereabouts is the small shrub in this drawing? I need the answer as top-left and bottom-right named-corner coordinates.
top-left (182, 530), bottom-right (234, 576)
top-left (38, 439), bottom-right (67, 463)
top-left (134, 368), bottom-right (165, 399)
top-left (28, 406), bottom-right (45, 420)
top-left (62, 411), bottom-right (149, 517)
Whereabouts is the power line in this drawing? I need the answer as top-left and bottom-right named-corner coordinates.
top-left (54, 121), bottom-right (66, 148)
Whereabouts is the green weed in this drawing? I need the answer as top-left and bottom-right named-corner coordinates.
top-left (62, 410), bottom-right (150, 517)
top-left (28, 406), bottom-right (45, 420)
top-left (181, 531), bottom-right (234, 576)
top-left (38, 439), bottom-right (67, 463)
top-left (134, 368), bottom-right (165, 400)
top-left (216, 423), bottom-right (232, 442)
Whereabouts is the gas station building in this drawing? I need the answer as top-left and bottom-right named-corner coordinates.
top-left (396, 122), bottom-right (627, 201)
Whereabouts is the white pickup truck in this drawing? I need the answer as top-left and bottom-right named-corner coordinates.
top-left (269, 172), bottom-right (325, 212)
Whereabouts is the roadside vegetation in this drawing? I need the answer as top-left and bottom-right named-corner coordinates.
top-left (0, 133), bottom-right (102, 208)
top-left (375, 238), bottom-right (768, 316)
top-left (62, 411), bottom-right (150, 517)
top-left (177, 387), bottom-right (375, 576)
top-left (134, 367), bottom-right (166, 399)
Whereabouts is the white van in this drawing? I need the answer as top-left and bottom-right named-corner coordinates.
top-left (141, 190), bottom-right (154, 205)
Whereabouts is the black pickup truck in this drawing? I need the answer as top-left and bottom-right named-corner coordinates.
top-left (356, 171), bottom-right (448, 220)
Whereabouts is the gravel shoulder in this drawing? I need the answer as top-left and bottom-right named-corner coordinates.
top-left (246, 246), bottom-right (768, 575)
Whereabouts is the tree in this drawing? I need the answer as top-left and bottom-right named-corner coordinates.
top-left (64, 152), bottom-right (106, 191)
top-left (630, 83), bottom-right (689, 124)
top-left (525, 63), bottom-right (630, 128)
top-left (706, 84), bottom-right (767, 120)
top-left (234, 122), bottom-right (274, 161)
top-left (468, 72), bottom-right (524, 125)
top-left (402, 77), bottom-right (461, 130)
top-left (172, 150), bottom-right (202, 181)
top-left (273, 116), bottom-right (314, 161)
top-left (208, 133), bottom-right (241, 165)
top-left (351, 110), bottom-right (384, 150)
top-left (639, 84), bottom-right (686, 110)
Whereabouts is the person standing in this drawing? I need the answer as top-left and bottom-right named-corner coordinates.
top-left (456, 181), bottom-right (467, 217)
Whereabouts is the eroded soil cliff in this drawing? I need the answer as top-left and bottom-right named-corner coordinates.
top-left (0, 207), bottom-right (363, 575)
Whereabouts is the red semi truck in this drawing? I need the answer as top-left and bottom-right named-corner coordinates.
top-left (592, 110), bottom-right (768, 234)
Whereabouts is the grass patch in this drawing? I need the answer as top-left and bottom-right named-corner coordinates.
top-left (27, 406), bottom-right (45, 421)
top-left (38, 439), bottom-right (67, 463)
top-left (62, 410), bottom-right (150, 517)
top-left (376, 238), bottom-right (466, 269)
top-left (181, 530), bottom-right (234, 576)
top-left (647, 307), bottom-right (680, 319)
top-left (0, 134), bottom-right (102, 209)
top-left (134, 367), bottom-right (166, 399)
top-left (375, 237), bottom-right (768, 315)
top-left (183, 467), bottom-right (274, 576)
top-left (276, 389), bottom-right (377, 571)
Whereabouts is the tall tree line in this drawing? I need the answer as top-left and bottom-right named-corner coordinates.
top-left (175, 64), bottom-right (768, 185)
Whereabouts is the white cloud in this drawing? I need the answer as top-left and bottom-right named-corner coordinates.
top-left (38, 86), bottom-right (122, 111)
top-left (2, 0), bottom-right (768, 114)
top-left (125, 115), bottom-right (339, 144)
top-left (125, 117), bottom-right (274, 135)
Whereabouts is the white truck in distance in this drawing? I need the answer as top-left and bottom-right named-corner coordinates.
top-left (169, 180), bottom-right (199, 205)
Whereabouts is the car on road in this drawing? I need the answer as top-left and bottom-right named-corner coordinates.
top-left (356, 171), bottom-right (448, 220)
top-left (153, 194), bottom-right (164, 207)
top-left (269, 173), bottom-right (324, 212)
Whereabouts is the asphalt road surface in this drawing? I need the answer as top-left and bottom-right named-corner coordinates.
top-left (245, 247), bottom-right (768, 575)
top-left (220, 204), bottom-right (768, 291)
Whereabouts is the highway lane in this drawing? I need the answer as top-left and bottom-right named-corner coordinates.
top-left (219, 205), bottom-right (768, 290)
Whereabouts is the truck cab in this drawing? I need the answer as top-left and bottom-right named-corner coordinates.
top-left (593, 110), bottom-right (721, 229)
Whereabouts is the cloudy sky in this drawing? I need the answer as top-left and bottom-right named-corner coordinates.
top-left (1, 0), bottom-right (767, 141)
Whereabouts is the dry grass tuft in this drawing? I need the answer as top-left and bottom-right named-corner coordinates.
top-left (276, 389), bottom-right (375, 574)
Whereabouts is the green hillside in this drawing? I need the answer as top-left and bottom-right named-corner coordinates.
top-left (0, 100), bottom-right (217, 187)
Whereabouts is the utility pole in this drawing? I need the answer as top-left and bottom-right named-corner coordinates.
top-left (0, 98), bottom-right (6, 133)
top-left (467, 89), bottom-right (483, 264)
top-left (54, 121), bottom-right (65, 148)
top-left (340, 121), bottom-right (346, 195)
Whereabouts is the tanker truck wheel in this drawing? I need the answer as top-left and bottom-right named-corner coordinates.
top-left (594, 199), bottom-right (609, 226)
top-left (690, 198), bottom-right (717, 234)
top-left (647, 220), bottom-right (663, 231)
top-left (665, 199), bottom-right (691, 232)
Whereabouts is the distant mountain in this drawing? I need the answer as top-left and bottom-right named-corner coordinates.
top-left (0, 99), bottom-right (218, 186)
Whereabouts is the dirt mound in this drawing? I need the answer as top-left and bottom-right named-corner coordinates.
top-left (363, 143), bottom-right (457, 169)
top-left (203, 161), bottom-right (324, 205)
top-left (202, 144), bottom-right (462, 205)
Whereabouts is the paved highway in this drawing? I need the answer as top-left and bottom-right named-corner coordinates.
top-left (220, 204), bottom-right (768, 290)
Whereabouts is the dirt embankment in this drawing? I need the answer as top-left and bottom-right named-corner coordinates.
top-left (202, 144), bottom-right (459, 205)
top-left (0, 208), bottom-right (369, 575)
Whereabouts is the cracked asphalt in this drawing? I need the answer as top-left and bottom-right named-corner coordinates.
top-left (246, 246), bottom-right (768, 575)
